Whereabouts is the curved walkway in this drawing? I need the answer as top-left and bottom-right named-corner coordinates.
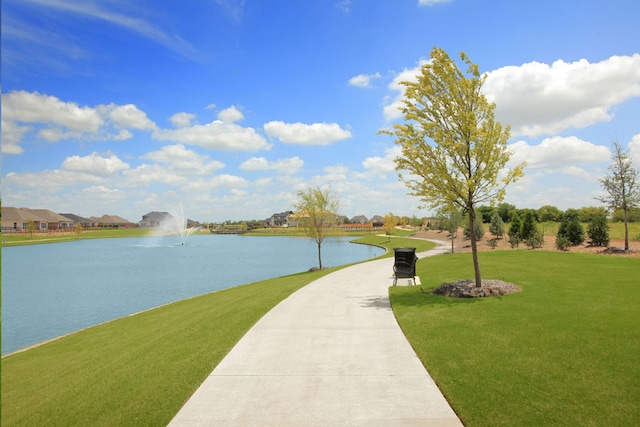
top-left (169, 240), bottom-right (462, 426)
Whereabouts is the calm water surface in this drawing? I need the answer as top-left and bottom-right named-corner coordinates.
top-left (2, 234), bottom-right (383, 355)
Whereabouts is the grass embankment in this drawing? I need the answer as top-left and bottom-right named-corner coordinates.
top-left (1, 269), bottom-right (333, 426)
top-left (2, 228), bottom-right (153, 246)
top-left (391, 250), bottom-right (640, 426)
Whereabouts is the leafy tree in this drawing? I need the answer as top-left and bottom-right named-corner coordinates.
top-left (508, 212), bottom-right (522, 241)
top-left (441, 208), bottom-right (462, 253)
top-left (520, 210), bottom-right (538, 241)
top-left (577, 206), bottom-right (609, 223)
top-left (612, 207), bottom-right (640, 222)
top-left (478, 205), bottom-right (494, 223)
top-left (557, 209), bottom-right (585, 246)
top-left (75, 222), bottom-right (83, 239)
top-left (381, 47), bottom-right (525, 288)
top-left (537, 205), bottom-right (562, 222)
top-left (28, 219), bottom-right (37, 239)
top-left (383, 212), bottom-right (397, 242)
top-left (489, 211), bottom-right (505, 239)
top-left (497, 203), bottom-right (517, 223)
top-left (597, 141), bottom-right (640, 250)
top-left (293, 186), bottom-right (340, 270)
top-left (587, 215), bottom-right (610, 247)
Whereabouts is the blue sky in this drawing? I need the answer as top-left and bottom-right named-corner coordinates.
top-left (2, 0), bottom-right (640, 223)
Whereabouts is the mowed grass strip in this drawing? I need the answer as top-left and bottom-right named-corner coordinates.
top-left (1, 268), bottom-right (332, 426)
top-left (391, 250), bottom-right (640, 427)
top-left (351, 234), bottom-right (436, 257)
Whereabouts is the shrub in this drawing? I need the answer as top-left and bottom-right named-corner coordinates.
top-left (521, 210), bottom-right (538, 241)
top-left (463, 217), bottom-right (485, 241)
top-left (509, 234), bottom-right (520, 248)
top-left (508, 213), bottom-right (522, 241)
top-left (487, 238), bottom-right (498, 249)
top-left (587, 215), bottom-right (610, 247)
top-left (556, 236), bottom-right (571, 251)
top-left (489, 212), bottom-right (505, 239)
top-left (526, 229), bottom-right (544, 249)
top-left (557, 209), bottom-right (585, 246)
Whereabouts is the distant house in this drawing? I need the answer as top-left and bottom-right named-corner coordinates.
top-left (265, 211), bottom-right (294, 227)
top-left (1, 207), bottom-right (73, 231)
top-left (90, 214), bottom-right (133, 228)
top-left (370, 215), bottom-right (385, 227)
top-left (60, 213), bottom-right (92, 228)
top-left (139, 211), bottom-right (173, 228)
top-left (350, 215), bottom-right (368, 224)
top-left (139, 212), bottom-right (199, 229)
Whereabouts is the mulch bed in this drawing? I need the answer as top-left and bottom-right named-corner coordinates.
top-left (431, 279), bottom-right (521, 298)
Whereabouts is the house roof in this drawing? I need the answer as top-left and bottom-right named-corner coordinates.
top-left (350, 215), bottom-right (368, 223)
top-left (90, 214), bottom-right (131, 224)
top-left (59, 213), bottom-right (91, 223)
top-left (2, 207), bottom-right (61, 223)
top-left (142, 211), bottom-right (173, 221)
top-left (28, 209), bottom-right (74, 223)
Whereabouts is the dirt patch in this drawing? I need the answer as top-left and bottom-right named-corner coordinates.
top-left (432, 279), bottom-right (521, 298)
top-left (413, 229), bottom-right (640, 258)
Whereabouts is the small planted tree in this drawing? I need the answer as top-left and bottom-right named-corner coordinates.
top-left (383, 212), bottom-right (397, 242)
top-left (489, 211), bottom-right (505, 240)
top-left (294, 186), bottom-right (340, 270)
top-left (508, 213), bottom-right (522, 247)
top-left (596, 141), bottom-right (640, 251)
top-left (441, 208), bottom-right (462, 253)
top-left (587, 214), bottom-right (610, 247)
top-left (520, 210), bottom-right (538, 242)
top-left (75, 222), bottom-right (83, 239)
top-left (557, 209), bottom-right (585, 247)
top-left (28, 219), bottom-right (37, 239)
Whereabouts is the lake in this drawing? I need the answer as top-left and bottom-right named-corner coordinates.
top-left (1, 234), bottom-right (384, 355)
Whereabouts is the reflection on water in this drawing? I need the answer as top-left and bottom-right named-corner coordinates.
top-left (2, 234), bottom-right (383, 354)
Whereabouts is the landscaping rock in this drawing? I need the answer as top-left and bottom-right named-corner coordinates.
top-left (432, 279), bottom-right (521, 298)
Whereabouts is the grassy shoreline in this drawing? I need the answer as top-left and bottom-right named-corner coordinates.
top-left (1, 233), bottom-right (430, 425)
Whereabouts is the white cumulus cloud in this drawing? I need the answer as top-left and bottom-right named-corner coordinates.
top-left (101, 103), bottom-right (157, 131)
top-left (362, 145), bottom-right (402, 176)
top-left (508, 136), bottom-right (610, 170)
top-left (383, 60), bottom-right (428, 121)
top-left (484, 54), bottom-right (640, 137)
top-left (61, 152), bottom-right (130, 177)
top-left (142, 144), bottom-right (225, 175)
top-left (264, 121), bottom-right (352, 145)
top-left (169, 112), bottom-right (196, 128)
top-left (240, 156), bottom-right (303, 174)
top-left (154, 120), bottom-right (271, 151)
top-left (348, 72), bottom-right (381, 88)
top-left (217, 105), bottom-right (244, 123)
top-left (2, 90), bottom-right (103, 133)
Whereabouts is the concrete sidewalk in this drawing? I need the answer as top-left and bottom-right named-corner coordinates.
top-left (168, 241), bottom-right (462, 426)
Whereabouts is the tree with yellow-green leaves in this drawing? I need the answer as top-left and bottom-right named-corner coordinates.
top-left (383, 212), bottom-right (397, 241)
top-left (293, 186), bottom-right (340, 270)
top-left (381, 47), bottom-right (525, 288)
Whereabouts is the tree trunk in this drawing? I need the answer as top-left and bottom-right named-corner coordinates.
top-left (624, 209), bottom-right (630, 251)
top-left (468, 211), bottom-right (482, 288)
top-left (317, 241), bottom-right (323, 269)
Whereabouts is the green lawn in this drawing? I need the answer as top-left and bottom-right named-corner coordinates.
top-left (1, 269), bottom-right (333, 426)
top-left (391, 250), bottom-right (640, 426)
